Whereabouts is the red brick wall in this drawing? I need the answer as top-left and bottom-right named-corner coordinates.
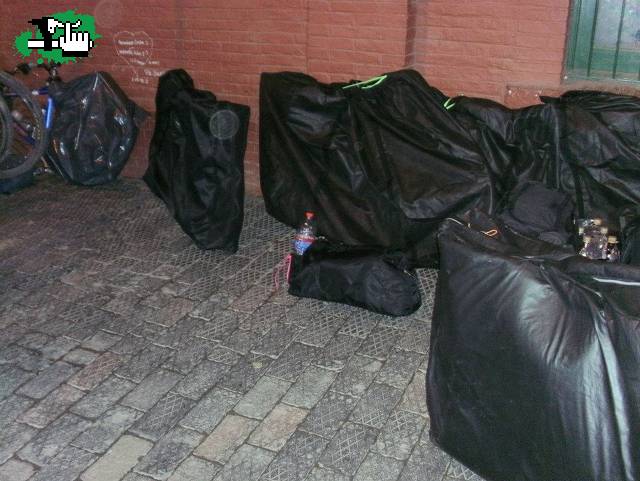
top-left (1, 0), bottom-right (577, 194)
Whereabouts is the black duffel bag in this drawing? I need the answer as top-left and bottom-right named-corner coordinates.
top-left (288, 240), bottom-right (421, 316)
top-left (144, 69), bottom-right (249, 252)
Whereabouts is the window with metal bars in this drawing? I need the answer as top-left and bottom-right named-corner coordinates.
top-left (565, 0), bottom-right (640, 83)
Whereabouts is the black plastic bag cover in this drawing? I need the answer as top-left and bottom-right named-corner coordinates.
top-left (454, 90), bottom-right (640, 223)
top-left (288, 240), bottom-right (421, 316)
top-left (260, 70), bottom-right (495, 267)
top-left (622, 215), bottom-right (640, 265)
top-left (144, 69), bottom-right (249, 252)
top-left (428, 220), bottom-right (640, 481)
top-left (497, 181), bottom-right (574, 245)
top-left (48, 71), bottom-right (147, 185)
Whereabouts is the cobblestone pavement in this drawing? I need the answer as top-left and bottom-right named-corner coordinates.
top-left (0, 177), bottom-right (486, 481)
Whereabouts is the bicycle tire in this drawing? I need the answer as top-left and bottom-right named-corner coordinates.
top-left (0, 95), bottom-right (11, 161)
top-left (0, 71), bottom-right (47, 179)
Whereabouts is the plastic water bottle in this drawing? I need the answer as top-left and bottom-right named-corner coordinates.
top-left (293, 211), bottom-right (316, 255)
top-left (607, 236), bottom-right (620, 262)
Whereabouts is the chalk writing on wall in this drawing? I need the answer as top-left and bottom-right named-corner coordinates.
top-left (114, 31), bottom-right (163, 85)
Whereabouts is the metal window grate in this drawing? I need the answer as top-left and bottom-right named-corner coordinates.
top-left (566, 0), bottom-right (640, 83)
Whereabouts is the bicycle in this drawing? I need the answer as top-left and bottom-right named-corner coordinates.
top-left (0, 62), bottom-right (61, 180)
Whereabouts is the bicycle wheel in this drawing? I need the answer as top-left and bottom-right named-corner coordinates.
top-left (0, 72), bottom-right (47, 179)
top-left (0, 96), bottom-right (11, 161)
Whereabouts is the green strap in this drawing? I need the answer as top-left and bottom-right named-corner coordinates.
top-left (444, 98), bottom-right (456, 110)
top-left (342, 75), bottom-right (388, 90)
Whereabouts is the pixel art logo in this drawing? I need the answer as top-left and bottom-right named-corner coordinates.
top-left (15, 10), bottom-right (100, 64)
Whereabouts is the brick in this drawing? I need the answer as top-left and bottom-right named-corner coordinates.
top-left (167, 456), bottom-right (221, 481)
top-left (248, 403), bottom-right (308, 451)
top-left (18, 413), bottom-right (91, 466)
top-left (73, 405), bottom-right (142, 453)
top-left (134, 427), bottom-right (203, 480)
top-left (195, 414), bottom-right (259, 463)
top-left (234, 376), bottom-right (291, 420)
top-left (121, 369), bottom-right (183, 411)
top-left (68, 352), bottom-right (123, 391)
top-left (0, 458), bottom-right (35, 481)
top-left (211, 444), bottom-right (274, 481)
top-left (17, 361), bottom-right (78, 399)
top-left (71, 375), bottom-right (136, 419)
top-left (30, 446), bottom-right (97, 481)
top-left (0, 422), bottom-right (38, 464)
top-left (18, 384), bottom-right (84, 428)
top-left (180, 388), bottom-right (241, 433)
top-left (80, 435), bottom-right (153, 481)
top-left (282, 365), bottom-right (336, 409)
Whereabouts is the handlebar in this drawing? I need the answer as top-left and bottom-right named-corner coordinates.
top-left (13, 62), bottom-right (61, 83)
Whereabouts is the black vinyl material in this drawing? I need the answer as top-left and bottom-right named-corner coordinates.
top-left (428, 220), bottom-right (640, 481)
top-left (48, 72), bottom-right (147, 185)
top-left (144, 69), bottom-right (249, 252)
top-left (260, 70), bottom-right (640, 266)
top-left (288, 240), bottom-right (421, 316)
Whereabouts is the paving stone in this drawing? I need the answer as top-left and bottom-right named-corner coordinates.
top-left (0, 458), bottom-right (35, 481)
top-left (132, 391), bottom-right (195, 441)
top-left (248, 403), bottom-right (308, 451)
top-left (152, 298), bottom-right (196, 328)
top-left (221, 329), bottom-right (261, 354)
top-left (259, 430), bottom-right (329, 481)
top-left (135, 427), bottom-right (203, 480)
top-left (197, 310), bottom-right (241, 342)
top-left (41, 337), bottom-right (80, 361)
top-left (174, 360), bottom-right (229, 400)
top-left (0, 366), bottom-right (35, 401)
top-left (30, 445), bottom-right (97, 481)
top-left (395, 322), bottom-right (430, 354)
top-left (306, 467), bottom-right (350, 481)
top-left (80, 435), bottom-right (153, 481)
top-left (82, 330), bottom-right (122, 352)
top-left (167, 456), bottom-right (221, 481)
top-left (240, 303), bottom-right (286, 335)
top-left (63, 348), bottom-right (99, 366)
top-left (110, 334), bottom-right (150, 356)
top-left (218, 354), bottom-right (272, 394)
top-left (234, 376), bottom-right (291, 420)
top-left (17, 361), bottom-right (78, 399)
top-left (444, 458), bottom-right (487, 480)
top-left (121, 369), bottom-right (183, 411)
top-left (349, 383), bottom-right (402, 429)
top-left (265, 343), bottom-right (319, 383)
top-left (18, 383), bottom-right (84, 428)
top-left (398, 439), bottom-right (451, 481)
top-left (397, 371), bottom-right (428, 417)
top-left (207, 345), bottom-right (241, 365)
top-left (18, 413), bottom-right (92, 465)
top-left (282, 365), bottom-right (337, 409)
top-left (299, 391), bottom-right (358, 439)
top-left (373, 410), bottom-right (426, 460)
top-left (0, 394), bottom-right (33, 429)
top-left (17, 332), bottom-right (51, 350)
top-left (296, 312), bottom-right (345, 348)
top-left (68, 352), bottom-right (123, 390)
top-left (0, 422), bottom-right (38, 464)
top-left (191, 292), bottom-right (237, 320)
top-left (1, 345), bottom-right (50, 372)
top-left (71, 375), bottom-right (136, 419)
top-left (163, 338), bottom-right (218, 375)
top-left (337, 312), bottom-right (381, 340)
top-left (73, 405), bottom-right (142, 453)
top-left (358, 326), bottom-right (401, 361)
top-left (319, 422), bottom-right (378, 476)
top-left (195, 414), bottom-right (259, 463)
top-left (212, 444), bottom-right (275, 481)
top-left (314, 334), bottom-right (363, 371)
top-left (353, 452), bottom-right (404, 481)
top-left (180, 388), bottom-right (241, 433)
top-left (376, 349), bottom-right (423, 389)
top-left (116, 344), bottom-right (173, 383)
top-left (251, 323), bottom-right (300, 359)
top-left (332, 355), bottom-right (382, 398)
